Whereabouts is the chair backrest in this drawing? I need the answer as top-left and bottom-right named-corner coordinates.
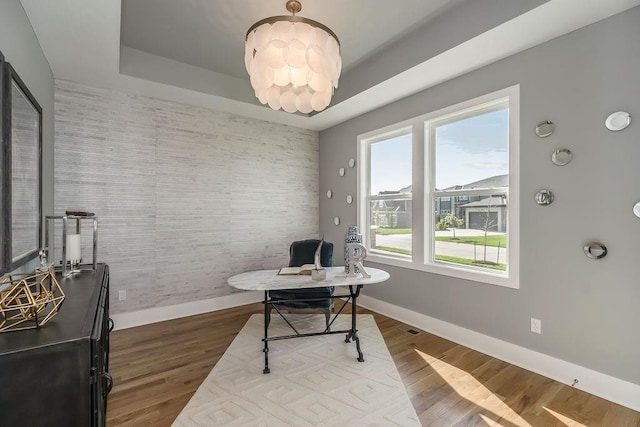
top-left (288, 239), bottom-right (334, 268)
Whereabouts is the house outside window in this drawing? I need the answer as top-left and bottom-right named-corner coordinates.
top-left (358, 86), bottom-right (519, 288)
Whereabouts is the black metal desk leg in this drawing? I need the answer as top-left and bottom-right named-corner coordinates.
top-left (263, 291), bottom-right (270, 374)
top-left (344, 285), bottom-right (364, 362)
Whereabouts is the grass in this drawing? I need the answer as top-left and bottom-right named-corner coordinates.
top-left (373, 247), bottom-right (507, 271)
top-left (375, 246), bottom-right (412, 256)
top-left (436, 234), bottom-right (506, 248)
top-left (375, 228), bottom-right (506, 249)
top-left (375, 228), bottom-right (412, 235)
top-left (435, 254), bottom-right (507, 271)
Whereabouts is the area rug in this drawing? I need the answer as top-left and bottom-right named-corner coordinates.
top-left (173, 314), bottom-right (420, 426)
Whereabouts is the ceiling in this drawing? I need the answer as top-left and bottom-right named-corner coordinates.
top-left (20, 0), bottom-right (640, 130)
top-left (120, 0), bottom-right (460, 80)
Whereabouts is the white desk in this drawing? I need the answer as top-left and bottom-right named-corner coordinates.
top-left (228, 266), bottom-right (390, 373)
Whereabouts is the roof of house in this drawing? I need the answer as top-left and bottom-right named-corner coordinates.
top-left (381, 174), bottom-right (508, 195)
top-left (458, 196), bottom-right (507, 208)
top-left (458, 174), bottom-right (508, 190)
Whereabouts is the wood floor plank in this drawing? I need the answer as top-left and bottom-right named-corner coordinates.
top-left (106, 303), bottom-right (640, 426)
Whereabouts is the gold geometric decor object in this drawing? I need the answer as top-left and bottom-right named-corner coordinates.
top-left (0, 268), bottom-right (65, 333)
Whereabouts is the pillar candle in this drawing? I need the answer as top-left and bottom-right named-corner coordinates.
top-left (66, 234), bottom-right (82, 263)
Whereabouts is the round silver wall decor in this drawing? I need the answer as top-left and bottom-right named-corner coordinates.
top-left (339, 167), bottom-right (345, 177)
top-left (346, 194), bottom-right (353, 204)
top-left (535, 189), bottom-right (554, 205)
top-left (348, 158), bottom-right (355, 168)
top-left (535, 121), bottom-right (555, 138)
top-left (633, 201), bottom-right (640, 218)
top-left (605, 111), bottom-right (631, 131)
top-left (583, 242), bottom-right (607, 259)
top-left (326, 190), bottom-right (332, 199)
top-left (551, 148), bottom-right (573, 166)
top-left (333, 216), bottom-right (340, 226)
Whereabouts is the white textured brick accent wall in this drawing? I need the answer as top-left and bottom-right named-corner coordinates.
top-left (54, 80), bottom-right (319, 313)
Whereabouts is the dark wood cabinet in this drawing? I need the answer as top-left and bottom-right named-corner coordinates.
top-left (0, 264), bottom-right (111, 426)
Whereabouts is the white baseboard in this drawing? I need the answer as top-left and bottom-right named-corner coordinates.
top-left (356, 294), bottom-right (640, 412)
top-left (110, 291), bottom-right (263, 331)
top-left (109, 290), bottom-right (640, 411)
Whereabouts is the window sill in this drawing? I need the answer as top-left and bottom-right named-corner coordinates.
top-left (365, 253), bottom-right (519, 289)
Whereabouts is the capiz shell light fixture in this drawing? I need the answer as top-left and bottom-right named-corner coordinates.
top-left (245, 0), bottom-right (341, 114)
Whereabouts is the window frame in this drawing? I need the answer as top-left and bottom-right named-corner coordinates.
top-left (358, 85), bottom-right (520, 288)
top-left (359, 126), bottom-right (413, 260)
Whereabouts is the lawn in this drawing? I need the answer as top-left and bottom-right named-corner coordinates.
top-left (376, 228), bottom-right (506, 248)
top-left (376, 227), bottom-right (412, 235)
top-left (375, 246), bottom-right (412, 256)
top-left (435, 255), bottom-right (507, 271)
top-left (435, 234), bottom-right (506, 248)
top-left (373, 247), bottom-right (506, 271)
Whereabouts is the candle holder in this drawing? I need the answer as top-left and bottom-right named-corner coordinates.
top-left (45, 211), bottom-right (98, 277)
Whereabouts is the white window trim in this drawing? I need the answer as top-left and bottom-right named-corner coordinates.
top-left (357, 85), bottom-right (520, 289)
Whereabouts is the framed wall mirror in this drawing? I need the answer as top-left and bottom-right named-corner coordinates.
top-left (0, 50), bottom-right (4, 274)
top-left (2, 61), bottom-right (43, 273)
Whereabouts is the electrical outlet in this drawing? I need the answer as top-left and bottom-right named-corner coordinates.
top-left (531, 317), bottom-right (542, 334)
top-left (118, 290), bottom-right (126, 301)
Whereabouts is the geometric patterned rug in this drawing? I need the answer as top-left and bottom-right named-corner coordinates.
top-left (173, 314), bottom-right (420, 426)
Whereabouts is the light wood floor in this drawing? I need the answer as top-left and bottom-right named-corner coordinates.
top-left (106, 303), bottom-right (640, 426)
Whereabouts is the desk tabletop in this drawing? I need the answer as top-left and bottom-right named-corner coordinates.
top-left (228, 266), bottom-right (390, 291)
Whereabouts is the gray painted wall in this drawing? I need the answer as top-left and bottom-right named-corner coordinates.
top-left (0, 0), bottom-right (55, 273)
top-left (333, 0), bottom-right (549, 105)
top-left (55, 80), bottom-right (319, 314)
top-left (320, 7), bottom-right (640, 385)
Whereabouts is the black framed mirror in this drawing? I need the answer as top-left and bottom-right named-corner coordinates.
top-left (2, 60), bottom-right (43, 273)
top-left (0, 49), bottom-right (4, 274)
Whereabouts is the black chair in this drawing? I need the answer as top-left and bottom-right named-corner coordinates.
top-left (268, 239), bottom-right (335, 329)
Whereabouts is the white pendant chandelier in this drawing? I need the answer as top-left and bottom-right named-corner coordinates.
top-left (245, 0), bottom-right (341, 114)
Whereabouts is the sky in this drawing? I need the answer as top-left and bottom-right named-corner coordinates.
top-left (370, 133), bottom-right (412, 195)
top-left (370, 108), bottom-right (508, 194)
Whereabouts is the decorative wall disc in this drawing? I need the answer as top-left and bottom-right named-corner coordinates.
top-left (535, 121), bottom-right (555, 138)
top-left (551, 148), bottom-right (573, 166)
top-left (605, 111), bottom-right (631, 131)
top-left (583, 242), bottom-right (607, 259)
top-left (535, 189), bottom-right (554, 205)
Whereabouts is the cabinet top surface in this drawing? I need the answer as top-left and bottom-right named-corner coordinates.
top-left (0, 264), bottom-right (108, 355)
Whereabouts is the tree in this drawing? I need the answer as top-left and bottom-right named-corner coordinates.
top-left (443, 213), bottom-right (464, 239)
top-left (479, 197), bottom-right (500, 263)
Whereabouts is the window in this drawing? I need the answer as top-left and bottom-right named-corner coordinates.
top-left (362, 128), bottom-right (412, 257)
top-left (430, 98), bottom-right (510, 275)
top-left (358, 86), bottom-right (519, 288)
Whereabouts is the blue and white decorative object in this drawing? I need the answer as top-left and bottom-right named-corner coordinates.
top-left (344, 226), bottom-right (362, 272)
top-left (346, 243), bottom-right (370, 278)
